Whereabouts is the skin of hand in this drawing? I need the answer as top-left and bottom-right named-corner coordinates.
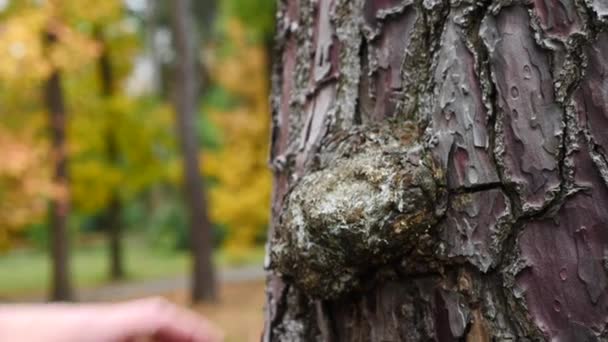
top-left (0, 297), bottom-right (223, 342)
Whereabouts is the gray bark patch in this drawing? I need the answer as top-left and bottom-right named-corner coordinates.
top-left (431, 14), bottom-right (499, 189)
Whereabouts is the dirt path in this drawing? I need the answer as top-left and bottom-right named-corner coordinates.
top-left (81, 265), bottom-right (265, 302)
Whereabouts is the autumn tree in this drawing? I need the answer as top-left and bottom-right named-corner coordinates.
top-left (96, 27), bottom-right (125, 280)
top-left (0, 0), bottom-right (144, 296)
top-left (264, 0), bottom-right (608, 340)
top-left (171, 0), bottom-right (217, 302)
top-left (44, 27), bottom-right (72, 301)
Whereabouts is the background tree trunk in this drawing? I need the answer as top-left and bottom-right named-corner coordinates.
top-left (265, 0), bottom-right (608, 340)
top-left (97, 29), bottom-right (125, 281)
top-left (45, 31), bottom-right (73, 302)
top-left (105, 195), bottom-right (124, 280)
top-left (171, 0), bottom-right (217, 303)
top-left (143, 0), bottom-right (216, 99)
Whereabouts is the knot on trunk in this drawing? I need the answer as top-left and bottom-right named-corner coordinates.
top-left (270, 124), bottom-right (446, 299)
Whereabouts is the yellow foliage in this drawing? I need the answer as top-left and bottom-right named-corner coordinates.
top-left (68, 86), bottom-right (178, 213)
top-left (0, 7), bottom-right (51, 83)
top-left (204, 19), bottom-right (271, 249)
top-left (53, 0), bottom-right (122, 24)
top-left (0, 1), bottom-right (101, 84)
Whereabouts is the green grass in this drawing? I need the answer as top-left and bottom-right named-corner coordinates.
top-left (0, 236), bottom-right (265, 298)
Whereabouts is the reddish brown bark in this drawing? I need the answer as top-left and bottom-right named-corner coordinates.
top-left (265, 0), bottom-right (608, 340)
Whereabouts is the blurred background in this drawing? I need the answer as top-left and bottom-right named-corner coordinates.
top-left (0, 0), bottom-right (275, 340)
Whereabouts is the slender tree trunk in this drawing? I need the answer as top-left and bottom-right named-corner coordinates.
top-left (106, 195), bottom-right (124, 280)
top-left (171, 0), bottom-right (217, 303)
top-left (144, 0), bottom-right (163, 95)
top-left (45, 31), bottom-right (73, 302)
top-left (265, 0), bottom-right (608, 340)
top-left (97, 30), bottom-right (125, 281)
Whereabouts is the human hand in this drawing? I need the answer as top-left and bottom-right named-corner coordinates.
top-left (0, 297), bottom-right (223, 342)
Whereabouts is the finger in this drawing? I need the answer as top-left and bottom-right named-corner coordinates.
top-left (152, 305), bottom-right (223, 342)
top-left (122, 297), bottom-right (223, 342)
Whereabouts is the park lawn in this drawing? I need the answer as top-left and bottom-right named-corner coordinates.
top-left (0, 236), bottom-right (265, 298)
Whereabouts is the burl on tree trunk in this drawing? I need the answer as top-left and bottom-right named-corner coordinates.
top-left (264, 0), bottom-right (608, 341)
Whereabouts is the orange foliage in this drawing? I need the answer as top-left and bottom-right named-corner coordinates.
top-left (0, 126), bottom-right (52, 248)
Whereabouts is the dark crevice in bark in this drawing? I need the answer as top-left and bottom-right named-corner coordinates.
top-left (353, 36), bottom-right (367, 126)
top-left (269, 283), bottom-right (291, 333)
top-left (315, 300), bottom-right (337, 342)
top-left (478, 19), bottom-right (521, 220)
top-left (471, 0), bottom-right (498, 171)
top-left (417, 0), bottom-right (450, 129)
top-left (268, 16), bottom-right (286, 163)
top-left (523, 1), bottom-right (588, 216)
top-left (448, 182), bottom-right (504, 194)
top-left (473, 0), bottom-right (523, 271)
top-left (496, 219), bottom-right (541, 338)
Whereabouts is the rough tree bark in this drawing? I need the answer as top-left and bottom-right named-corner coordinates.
top-left (264, 0), bottom-right (608, 340)
top-left (45, 30), bottom-right (73, 301)
top-left (96, 29), bottom-right (125, 281)
top-left (171, 0), bottom-right (217, 302)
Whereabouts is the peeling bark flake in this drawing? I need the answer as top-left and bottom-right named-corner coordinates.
top-left (368, 7), bottom-right (418, 121)
top-left (363, 0), bottom-right (411, 34)
top-left (481, 6), bottom-right (563, 212)
top-left (431, 16), bottom-right (499, 189)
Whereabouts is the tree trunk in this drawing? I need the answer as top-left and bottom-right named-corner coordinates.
top-left (45, 31), bottom-right (73, 302)
top-left (171, 0), bottom-right (217, 302)
top-left (106, 195), bottom-right (124, 280)
top-left (97, 29), bottom-right (125, 281)
top-left (264, 0), bottom-right (608, 340)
